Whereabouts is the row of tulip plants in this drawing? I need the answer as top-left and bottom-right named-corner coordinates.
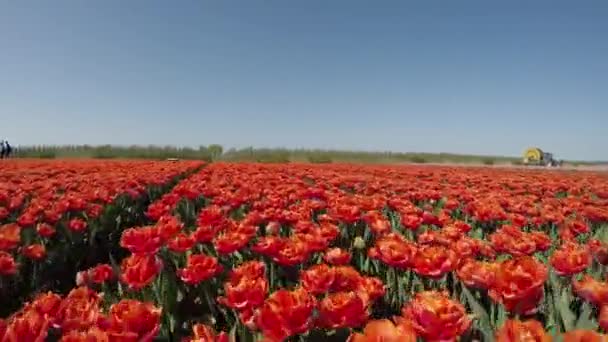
top-left (0, 159), bottom-right (203, 318)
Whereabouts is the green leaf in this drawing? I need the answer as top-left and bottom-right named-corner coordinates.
top-left (495, 305), bottom-right (507, 329)
top-left (545, 290), bottom-right (560, 335)
top-left (557, 291), bottom-right (575, 331)
top-left (229, 322), bottom-right (238, 342)
top-left (549, 271), bottom-right (575, 332)
top-left (461, 285), bottom-right (493, 341)
top-left (575, 302), bottom-right (599, 330)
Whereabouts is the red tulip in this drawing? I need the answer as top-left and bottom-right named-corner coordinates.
top-left (22, 244), bottom-right (46, 260)
top-left (323, 247), bottom-right (352, 265)
top-left (412, 245), bottom-right (457, 279)
top-left (573, 275), bottom-right (608, 306)
top-left (184, 323), bottom-right (229, 342)
top-left (403, 290), bottom-right (471, 341)
top-left (178, 254), bottom-right (222, 285)
top-left (0, 224), bottom-right (21, 251)
top-left (495, 319), bottom-right (551, 342)
top-left (106, 299), bottom-right (162, 342)
top-left (166, 232), bottom-right (195, 253)
top-left (0, 251), bottom-right (18, 275)
top-left (68, 218), bottom-right (87, 233)
top-left (347, 318), bottom-right (416, 342)
top-left (317, 291), bottom-right (368, 329)
top-left (120, 254), bottom-right (163, 290)
top-left (550, 242), bottom-right (591, 276)
top-left (55, 287), bottom-right (102, 333)
top-left (489, 256), bottom-right (547, 315)
top-left (255, 287), bottom-right (316, 341)
top-left (300, 264), bottom-right (335, 295)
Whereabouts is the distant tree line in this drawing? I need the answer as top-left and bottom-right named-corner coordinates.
top-left (12, 145), bottom-right (602, 165)
top-left (219, 147), bottom-right (521, 164)
top-left (10, 144), bottom-right (526, 165)
top-left (13, 144), bottom-right (223, 161)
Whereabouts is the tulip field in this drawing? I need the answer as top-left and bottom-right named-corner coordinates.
top-left (2, 160), bottom-right (608, 341)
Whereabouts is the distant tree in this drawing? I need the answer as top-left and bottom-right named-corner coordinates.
top-left (410, 156), bottom-right (427, 164)
top-left (482, 158), bottom-right (495, 165)
top-left (307, 153), bottom-right (332, 164)
top-left (208, 144), bottom-right (224, 160)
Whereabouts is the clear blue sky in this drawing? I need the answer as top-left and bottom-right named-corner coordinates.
top-left (1, 1), bottom-right (606, 160)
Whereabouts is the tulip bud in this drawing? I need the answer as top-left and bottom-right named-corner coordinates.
top-left (353, 236), bottom-right (365, 249)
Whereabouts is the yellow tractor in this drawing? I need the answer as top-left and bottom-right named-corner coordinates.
top-left (523, 147), bottom-right (562, 167)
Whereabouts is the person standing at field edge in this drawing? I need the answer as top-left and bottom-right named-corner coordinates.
top-left (0, 140), bottom-right (11, 159)
top-left (5, 141), bottom-right (12, 158)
